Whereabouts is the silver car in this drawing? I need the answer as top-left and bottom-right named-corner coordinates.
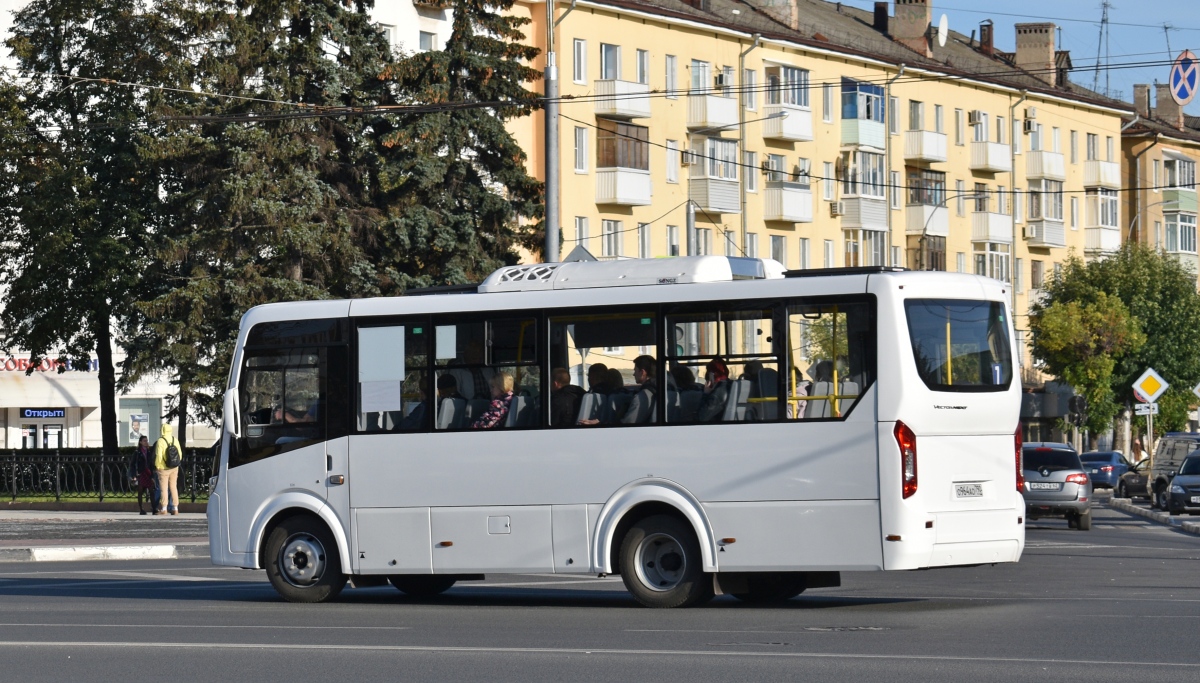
top-left (1022, 442), bottom-right (1093, 530)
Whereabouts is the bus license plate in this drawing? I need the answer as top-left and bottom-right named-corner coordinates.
top-left (955, 483), bottom-right (983, 498)
top-left (1029, 482), bottom-right (1060, 490)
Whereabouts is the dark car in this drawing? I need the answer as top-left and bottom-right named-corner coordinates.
top-left (1079, 451), bottom-right (1131, 489)
top-left (1022, 442), bottom-right (1093, 530)
top-left (1165, 455), bottom-right (1200, 516)
top-left (1148, 434), bottom-right (1200, 510)
top-left (1116, 460), bottom-right (1152, 500)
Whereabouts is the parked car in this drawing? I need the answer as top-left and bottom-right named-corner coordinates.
top-left (1079, 451), bottom-right (1131, 489)
top-left (1165, 454), bottom-right (1200, 516)
top-left (1116, 460), bottom-right (1152, 500)
top-left (1022, 442), bottom-right (1093, 530)
top-left (1147, 433), bottom-right (1200, 510)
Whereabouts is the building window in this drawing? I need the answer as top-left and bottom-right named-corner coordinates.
top-left (997, 186), bottom-right (1008, 215)
top-left (636, 49), bottom-right (649, 85)
top-left (1028, 180), bottom-right (1064, 221)
top-left (696, 228), bottom-right (712, 255)
top-left (765, 154), bottom-right (785, 182)
top-left (690, 59), bottom-right (710, 91)
top-left (379, 24), bottom-right (398, 52)
top-left (720, 66), bottom-right (735, 98)
top-left (765, 65), bottom-right (809, 107)
top-left (845, 230), bottom-right (887, 267)
top-left (771, 235), bottom-right (787, 266)
top-left (745, 232), bottom-right (759, 258)
top-left (841, 151), bottom-right (885, 198)
top-left (597, 120), bottom-right (648, 170)
top-left (573, 39), bottom-right (586, 84)
top-left (724, 230), bottom-right (737, 256)
top-left (418, 31), bottom-right (437, 52)
top-left (1168, 214), bottom-right (1197, 253)
top-left (822, 83), bottom-right (834, 122)
top-left (974, 182), bottom-right (990, 213)
top-left (1086, 133), bottom-right (1099, 161)
top-left (1153, 159), bottom-right (1161, 192)
top-left (745, 152), bottom-right (758, 192)
top-left (744, 69), bottom-right (757, 110)
top-left (1155, 220), bottom-right (1163, 247)
top-left (574, 216), bottom-right (589, 250)
top-left (956, 252), bottom-right (965, 273)
top-left (799, 237), bottom-right (810, 269)
top-left (668, 225), bottom-right (680, 256)
top-left (1031, 260), bottom-right (1045, 288)
top-left (1014, 188), bottom-right (1023, 222)
top-left (823, 162), bottom-right (835, 200)
top-left (1086, 189), bottom-right (1118, 229)
top-left (1070, 131), bottom-right (1079, 164)
top-left (908, 100), bottom-right (924, 131)
top-left (890, 171), bottom-right (901, 209)
top-left (573, 126), bottom-right (588, 173)
top-left (666, 140), bottom-right (679, 184)
top-left (889, 96), bottom-right (899, 134)
top-left (1070, 196), bottom-right (1078, 229)
top-left (1013, 118), bottom-right (1022, 154)
top-left (1029, 123), bottom-right (1042, 152)
top-left (1014, 258), bottom-right (1024, 293)
top-left (638, 223), bottom-right (651, 258)
top-left (824, 239), bottom-right (835, 268)
top-left (601, 219), bottom-right (622, 257)
top-left (1052, 127), bottom-right (1061, 154)
top-left (907, 234), bottom-right (945, 271)
top-left (795, 158), bottom-right (811, 187)
top-left (841, 79), bottom-right (885, 122)
top-left (996, 116), bottom-right (1006, 145)
top-left (698, 138), bottom-right (738, 180)
top-left (600, 43), bottom-right (620, 80)
top-left (1165, 157), bottom-right (1197, 188)
top-left (972, 111), bottom-right (988, 142)
top-left (1106, 136), bottom-right (1115, 162)
top-left (907, 168), bottom-right (946, 206)
top-left (974, 242), bottom-right (1011, 282)
top-left (665, 55), bottom-right (677, 98)
top-left (954, 108), bottom-right (965, 145)
top-left (934, 104), bottom-right (944, 134)
top-left (956, 179), bottom-right (965, 216)
top-left (891, 245), bottom-right (903, 268)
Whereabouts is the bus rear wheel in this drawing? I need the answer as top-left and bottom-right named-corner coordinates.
top-left (264, 515), bottom-right (346, 603)
top-left (388, 575), bottom-right (457, 598)
top-left (731, 573), bottom-right (808, 604)
top-left (619, 515), bottom-right (713, 608)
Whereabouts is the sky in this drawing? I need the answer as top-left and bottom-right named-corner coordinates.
top-left (840, 0), bottom-right (1200, 116)
top-left (0, 0), bottom-right (1197, 115)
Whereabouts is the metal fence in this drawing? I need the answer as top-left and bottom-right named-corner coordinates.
top-left (1, 449), bottom-right (214, 502)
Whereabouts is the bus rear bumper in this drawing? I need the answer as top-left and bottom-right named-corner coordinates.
top-left (927, 539), bottom-right (1021, 567)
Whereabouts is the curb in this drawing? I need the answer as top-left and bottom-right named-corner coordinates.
top-left (0, 543), bottom-right (209, 563)
top-left (1109, 497), bottom-right (1200, 535)
top-left (0, 502), bottom-right (207, 513)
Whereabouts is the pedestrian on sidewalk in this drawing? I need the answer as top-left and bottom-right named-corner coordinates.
top-left (131, 436), bottom-right (157, 515)
top-left (154, 424), bottom-right (183, 516)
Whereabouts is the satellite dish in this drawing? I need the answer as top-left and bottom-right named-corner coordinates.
top-left (937, 14), bottom-right (949, 47)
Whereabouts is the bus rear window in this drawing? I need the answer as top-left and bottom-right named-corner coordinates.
top-left (904, 299), bottom-right (1012, 393)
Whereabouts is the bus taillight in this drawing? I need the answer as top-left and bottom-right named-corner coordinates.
top-left (895, 421), bottom-right (917, 499)
top-left (1015, 427), bottom-right (1024, 493)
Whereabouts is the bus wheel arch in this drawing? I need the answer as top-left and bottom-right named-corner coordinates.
top-left (262, 511), bottom-right (347, 603)
top-left (251, 495), bottom-right (351, 574)
top-left (593, 480), bottom-right (717, 576)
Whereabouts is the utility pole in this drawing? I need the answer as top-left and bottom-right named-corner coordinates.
top-left (544, 0), bottom-right (560, 262)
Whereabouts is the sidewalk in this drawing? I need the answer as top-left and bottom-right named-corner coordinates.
top-left (0, 509), bottom-right (210, 563)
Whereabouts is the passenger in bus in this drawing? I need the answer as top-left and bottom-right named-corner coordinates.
top-left (398, 377), bottom-right (429, 431)
top-left (621, 355), bottom-right (658, 424)
top-left (470, 372), bottom-right (514, 429)
top-left (696, 357), bottom-right (732, 422)
top-left (436, 373), bottom-right (466, 402)
top-left (586, 363), bottom-right (609, 393)
top-left (551, 367), bottom-right (585, 427)
top-left (670, 363), bottom-right (702, 392)
top-left (606, 368), bottom-right (628, 393)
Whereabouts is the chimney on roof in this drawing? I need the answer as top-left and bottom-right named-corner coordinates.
top-left (1015, 23), bottom-right (1057, 86)
top-left (758, 0), bottom-right (799, 30)
top-left (893, 0), bottom-right (933, 58)
top-left (979, 20), bottom-right (993, 57)
top-left (1155, 83), bottom-right (1185, 130)
top-left (874, 2), bottom-right (889, 34)
top-left (1134, 84), bottom-right (1151, 118)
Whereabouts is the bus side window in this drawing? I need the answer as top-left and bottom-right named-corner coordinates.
top-left (786, 300), bottom-right (875, 420)
top-left (549, 313), bottom-right (658, 427)
top-left (235, 348), bottom-right (326, 467)
top-left (357, 324), bottom-right (429, 433)
top-left (434, 317), bottom-right (540, 430)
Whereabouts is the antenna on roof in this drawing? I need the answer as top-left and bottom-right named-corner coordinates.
top-left (937, 14), bottom-right (948, 48)
top-left (1092, 1), bottom-right (1112, 96)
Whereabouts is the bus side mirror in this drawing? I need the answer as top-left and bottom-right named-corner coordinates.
top-left (224, 389), bottom-right (241, 439)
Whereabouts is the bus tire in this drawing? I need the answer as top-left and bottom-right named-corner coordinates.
top-left (388, 575), bottom-right (457, 598)
top-left (619, 514), bottom-right (713, 608)
top-left (264, 514), bottom-right (346, 603)
top-left (731, 573), bottom-right (807, 604)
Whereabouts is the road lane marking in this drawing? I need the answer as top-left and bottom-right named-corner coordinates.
top-left (0, 623), bottom-right (411, 631)
top-left (78, 571), bottom-right (236, 582)
top-left (0, 641), bottom-right (1196, 667)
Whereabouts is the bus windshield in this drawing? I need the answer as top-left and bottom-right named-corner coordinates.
top-left (904, 299), bottom-right (1012, 393)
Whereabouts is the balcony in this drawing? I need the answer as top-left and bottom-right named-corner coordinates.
top-left (905, 204), bottom-right (948, 237)
top-left (689, 177), bottom-right (740, 214)
top-left (687, 93), bottom-right (738, 130)
top-left (593, 79), bottom-right (651, 119)
top-left (969, 141), bottom-right (1011, 173)
top-left (1026, 151), bottom-right (1066, 180)
top-left (1084, 226), bottom-right (1121, 254)
top-left (972, 211), bottom-right (1013, 243)
top-left (841, 119), bottom-right (886, 150)
top-left (595, 168), bottom-right (652, 206)
top-left (903, 131), bottom-right (948, 163)
top-left (1163, 188), bottom-right (1199, 214)
top-left (762, 103), bottom-right (813, 141)
top-left (1024, 219), bottom-right (1066, 248)
top-left (839, 196), bottom-right (887, 230)
top-left (763, 182), bottom-right (813, 222)
top-left (1083, 160), bottom-right (1120, 188)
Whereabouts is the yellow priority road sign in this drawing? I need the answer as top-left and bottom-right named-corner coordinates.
top-left (1133, 368), bottom-right (1169, 403)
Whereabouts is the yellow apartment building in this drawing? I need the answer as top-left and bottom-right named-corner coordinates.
top-left (508, 0), bottom-right (1132, 437)
top-left (1122, 83), bottom-right (1200, 273)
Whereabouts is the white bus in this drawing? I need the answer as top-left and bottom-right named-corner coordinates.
top-left (208, 256), bottom-right (1024, 607)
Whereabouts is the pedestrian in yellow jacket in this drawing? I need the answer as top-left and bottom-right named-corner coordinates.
top-left (154, 424), bottom-right (183, 516)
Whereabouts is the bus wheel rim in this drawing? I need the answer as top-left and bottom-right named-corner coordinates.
top-left (635, 532), bottom-right (687, 592)
top-left (280, 533), bottom-right (326, 587)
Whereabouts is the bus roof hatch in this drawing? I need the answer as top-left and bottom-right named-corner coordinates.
top-left (478, 256), bottom-right (785, 293)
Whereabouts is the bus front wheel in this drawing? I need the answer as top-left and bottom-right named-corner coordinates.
top-left (619, 514), bottom-right (713, 608)
top-left (264, 514), bottom-right (346, 603)
top-left (388, 575), bottom-right (457, 598)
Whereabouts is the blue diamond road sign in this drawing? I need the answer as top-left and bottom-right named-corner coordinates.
top-left (1170, 50), bottom-right (1198, 107)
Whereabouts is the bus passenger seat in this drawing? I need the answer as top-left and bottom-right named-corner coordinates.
top-left (504, 395), bottom-right (528, 428)
top-left (577, 393), bottom-right (603, 423)
top-left (722, 379), bottom-right (753, 422)
top-left (678, 391), bottom-right (702, 422)
top-left (804, 382), bottom-right (833, 418)
top-left (436, 397), bottom-right (468, 430)
top-left (607, 392), bottom-right (632, 423)
top-left (466, 398), bottom-right (489, 423)
top-left (756, 368), bottom-right (779, 420)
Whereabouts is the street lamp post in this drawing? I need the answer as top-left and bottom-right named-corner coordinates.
top-left (1128, 199), bottom-right (1180, 246)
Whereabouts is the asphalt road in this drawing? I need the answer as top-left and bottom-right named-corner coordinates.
top-left (0, 503), bottom-right (1196, 682)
